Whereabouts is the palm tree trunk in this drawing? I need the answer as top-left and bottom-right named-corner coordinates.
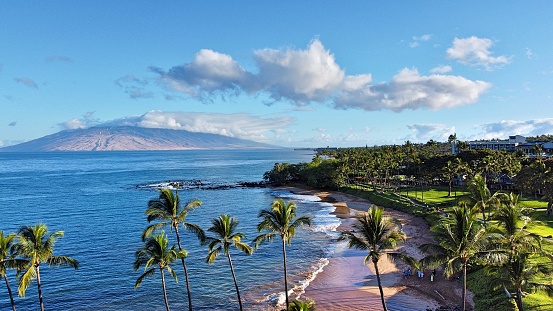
top-left (160, 268), bottom-right (171, 311)
top-left (174, 227), bottom-right (193, 311)
top-left (282, 238), bottom-right (290, 310)
top-left (373, 260), bottom-right (388, 311)
top-left (227, 253), bottom-right (243, 311)
top-left (3, 274), bottom-right (17, 311)
top-left (515, 287), bottom-right (524, 311)
top-left (36, 265), bottom-right (45, 311)
top-left (462, 262), bottom-right (467, 311)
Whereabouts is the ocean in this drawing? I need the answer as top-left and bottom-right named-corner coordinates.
top-left (0, 150), bottom-right (341, 310)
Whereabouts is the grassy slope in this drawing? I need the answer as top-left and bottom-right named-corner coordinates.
top-left (341, 184), bottom-right (553, 311)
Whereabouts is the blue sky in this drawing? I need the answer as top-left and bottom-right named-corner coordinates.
top-left (2, 1), bottom-right (553, 148)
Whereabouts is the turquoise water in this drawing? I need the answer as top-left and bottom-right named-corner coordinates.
top-left (0, 150), bottom-right (340, 310)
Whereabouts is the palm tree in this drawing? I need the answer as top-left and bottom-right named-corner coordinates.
top-left (254, 199), bottom-right (312, 310)
top-left (14, 224), bottom-right (79, 311)
top-left (143, 187), bottom-right (205, 311)
top-left (467, 173), bottom-right (506, 226)
top-left (1, 231), bottom-right (25, 311)
top-left (287, 299), bottom-right (316, 311)
top-left (487, 193), bottom-right (553, 311)
top-left (339, 206), bottom-right (406, 311)
top-left (420, 204), bottom-right (492, 311)
top-left (134, 232), bottom-right (184, 311)
top-left (205, 214), bottom-right (253, 311)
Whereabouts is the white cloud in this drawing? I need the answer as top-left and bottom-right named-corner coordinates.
top-left (525, 48), bottom-right (534, 59)
top-left (103, 110), bottom-right (295, 142)
top-left (151, 49), bottom-right (254, 98)
top-left (430, 65), bottom-right (452, 74)
top-left (475, 119), bottom-right (553, 140)
top-left (151, 39), bottom-right (490, 112)
top-left (410, 34), bottom-right (433, 48)
top-left (446, 36), bottom-right (511, 70)
top-left (406, 124), bottom-right (456, 142)
top-left (59, 112), bottom-right (100, 130)
top-left (335, 68), bottom-right (491, 112)
top-left (253, 39), bottom-right (345, 104)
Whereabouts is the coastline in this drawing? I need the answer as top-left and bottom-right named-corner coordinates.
top-left (276, 185), bottom-right (474, 311)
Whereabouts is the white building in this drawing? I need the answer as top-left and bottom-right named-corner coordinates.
top-left (468, 135), bottom-right (526, 152)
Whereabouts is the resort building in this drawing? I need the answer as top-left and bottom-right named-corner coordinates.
top-left (517, 141), bottom-right (553, 157)
top-left (468, 135), bottom-right (553, 158)
top-left (468, 135), bottom-right (526, 152)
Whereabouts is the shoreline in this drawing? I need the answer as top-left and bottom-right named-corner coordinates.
top-left (276, 185), bottom-right (474, 311)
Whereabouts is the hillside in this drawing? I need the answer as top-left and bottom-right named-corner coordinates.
top-left (0, 126), bottom-right (278, 151)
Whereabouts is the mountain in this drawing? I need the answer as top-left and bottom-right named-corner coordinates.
top-left (0, 126), bottom-right (279, 152)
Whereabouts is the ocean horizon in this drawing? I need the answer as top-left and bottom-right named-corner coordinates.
top-left (0, 149), bottom-right (342, 310)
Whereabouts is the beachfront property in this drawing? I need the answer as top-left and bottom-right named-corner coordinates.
top-left (468, 135), bottom-right (553, 158)
top-left (468, 135), bottom-right (526, 152)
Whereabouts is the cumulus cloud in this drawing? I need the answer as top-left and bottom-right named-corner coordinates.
top-left (446, 36), bottom-right (511, 70)
top-left (59, 112), bottom-right (100, 130)
top-left (151, 39), bottom-right (490, 112)
top-left (406, 124), bottom-right (456, 142)
top-left (150, 49), bottom-right (255, 99)
top-left (430, 65), bottom-right (452, 74)
top-left (14, 77), bottom-right (38, 89)
top-left (102, 110), bottom-right (295, 142)
top-left (253, 39), bottom-right (345, 104)
top-left (475, 119), bottom-right (553, 140)
top-left (335, 68), bottom-right (490, 112)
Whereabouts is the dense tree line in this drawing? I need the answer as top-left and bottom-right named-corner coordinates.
top-left (264, 142), bottom-right (553, 216)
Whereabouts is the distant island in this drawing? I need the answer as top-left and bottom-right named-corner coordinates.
top-left (0, 126), bottom-right (279, 152)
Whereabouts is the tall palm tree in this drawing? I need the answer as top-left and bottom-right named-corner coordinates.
top-left (420, 204), bottom-right (492, 311)
top-left (467, 173), bottom-right (506, 226)
top-left (487, 193), bottom-right (553, 311)
top-left (14, 224), bottom-right (79, 311)
top-left (143, 187), bottom-right (205, 311)
top-left (339, 206), bottom-right (406, 311)
top-left (1, 231), bottom-right (25, 311)
top-left (134, 232), bottom-right (184, 311)
top-left (254, 199), bottom-right (312, 310)
top-left (205, 214), bottom-right (253, 311)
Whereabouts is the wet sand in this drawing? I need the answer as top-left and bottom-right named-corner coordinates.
top-left (278, 186), bottom-right (474, 311)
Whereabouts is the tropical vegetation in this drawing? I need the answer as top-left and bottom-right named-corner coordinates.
top-left (134, 231), bottom-right (185, 311)
top-left (339, 206), bottom-right (406, 311)
top-left (13, 224), bottom-right (79, 311)
top-left (254, 198), bottom-right (312, 310)
top-left (205, 214), bottom-right (253, 311)
top-left (142, 187), bottom-right (205, 311)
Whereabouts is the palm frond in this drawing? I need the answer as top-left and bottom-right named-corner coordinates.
top-left (142, 222), bottom-right (168, 241)
top-left (47, 256), bottom-right (79, 269)
top-left (134, 267), bottom-right (156, 289)
top-left (253, 232), bottom-right (276, 248)
top-left (17, 265), bottom-right (36, 297)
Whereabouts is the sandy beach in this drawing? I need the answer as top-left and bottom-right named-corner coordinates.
top-left (279, 186), bottom-right (474, 311)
